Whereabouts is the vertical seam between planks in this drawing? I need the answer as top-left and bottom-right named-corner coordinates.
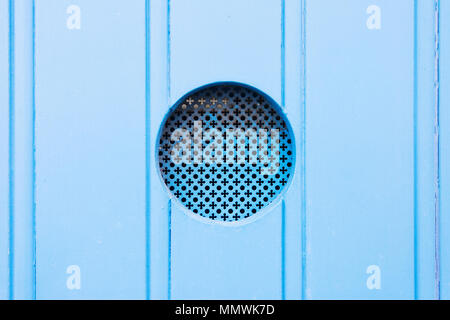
top-left (300, 0), bottom-right (307, 300)
top-left (167, 0), bottom-right (172, 300)
top-left (8, 0), bottom-right (14, 301)
top-left (145, 0), bottom-right (151, 300)
top-left (281, 0), bottom-right (285, 108)
top-left (413, 0), bottom-right (418, 300)
top-left (168, 199), bottom-right (172, 300)
top-left (434, 0), bottom-right (441, 300)
top-left (281, 199), bottom-right (285, 299)
top-left (280, 0), bottom-right (286, 301)
top-left (32, 0), bottom-right (36, 300)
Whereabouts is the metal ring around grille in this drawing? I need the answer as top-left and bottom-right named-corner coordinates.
top-left (157, 83), bottom-right (295, 223)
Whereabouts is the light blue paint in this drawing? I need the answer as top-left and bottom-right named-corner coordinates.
top-left (170, 0), bottom-right (282, 104)
top-left (415, 0), bottom-right (439, 300)
top-left (8, 0), bottom-right (14, 300)
top-left (433, 0), bottom-right (441, 299)
top-left (145, 0), bottom-right (150, 300)
top-left (280, 0), bottom-right (286, 301)
top-left (0, 0), bottom-right (10, 301)
top-left (0, 0), bottom-right (446, 300)
top-left (10, 0), bottom-right (35, 300)
top-left (283, 0), bottom-right (304, 300)
top-left (149, 0), bottom-right (170, 300)
top-left (440, 0), bottom-right (450, 300)
top-left (305, 0), bottom-right (415, 299)
top-left (34, 0), bottom-right (146, 299)
top-left (169, 0), bottom-right (283, 299)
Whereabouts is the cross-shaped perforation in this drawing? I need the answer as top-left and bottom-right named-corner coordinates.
top-left (158, 84), bottom-right (294, 222)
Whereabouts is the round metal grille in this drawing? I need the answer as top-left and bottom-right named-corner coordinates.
top-left (157, 83), bottom-right (295, 222)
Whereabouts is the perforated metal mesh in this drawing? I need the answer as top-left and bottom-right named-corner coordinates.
top-left (158, 84), bottom-right (294, 222)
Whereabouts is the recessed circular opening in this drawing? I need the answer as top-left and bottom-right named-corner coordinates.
top-left (157, 83), bottom-right (295, 223)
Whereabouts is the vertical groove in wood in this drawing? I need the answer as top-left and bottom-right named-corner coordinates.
top-left (145, 0), bottom-right (151, 301)
top-left (300, 0), bottom-right (307, 301)
top-left (0, 0), bottom-right (10, 300)
top-left (31, 0), bottom-right (36, 300)
top-left (9, 0), bottom-right (35, 299)
top-left (438, 0), bottom-right (450, 300)
top-left (414, 0), bottom-right (438, 300)
top-left (280, 0), bottom-right (286, 301)
top-left (167, 0), bottom-right (172, 300)
top-left (434, 0), bottom-right (441, 300)
top-left (284, 0), bottom-right (303, 300)
top-left (8, 0), bottom-right (14, 300)
top-left (413, 0), bottom-right (418, 299)
top-left (149, 0), bottom-right (170, 299)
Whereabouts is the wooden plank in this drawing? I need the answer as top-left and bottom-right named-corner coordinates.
top-left (11, 0), bottom-right (35, 300)
top-left (440, 0), bottom-right (450, 300)
top-left (35, 0), bottom-right (146, 299)
top-left (169, 0), bottom-right (282, 299)
top-left (0, 0), bottom-right (439, 300)
top-left (0, 0), bottom-right (10, 300)
top-left (415, 0), bottom-right (438, 300)
top-left (305, 0), bottom-right (415, 299)
top-left (283, 0), bottom-right (304, 300)
top-left (148, 0), bottom-right (170, 300)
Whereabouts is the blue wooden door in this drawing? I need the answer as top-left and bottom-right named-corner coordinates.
top-left (0, 0), bottom-right (448, 300)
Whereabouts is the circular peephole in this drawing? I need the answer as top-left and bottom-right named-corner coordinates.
top-left (157, 83), bottom-right (295, 223)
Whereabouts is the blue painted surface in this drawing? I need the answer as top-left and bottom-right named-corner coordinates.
top-left (283, 0), bottom-right (304, 299)
top-left (0, 0), bottom-right (10, 301)
top-left (415, 0), bottom-right (439, 300)
top-left (0, 0), bottom-right (446, 299)
top-left (170, 0), bottom-right (284, 299)
top-left (148, 0), bottom-right (170, 299)
top-left (305, 0), bottom-right (415, 299)
top-left (34, 0), bottom-right (146, 299)
top-left (440, 0), bottom-right (450, 300)
top-left (10, 0), bottom-right (35, 300)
